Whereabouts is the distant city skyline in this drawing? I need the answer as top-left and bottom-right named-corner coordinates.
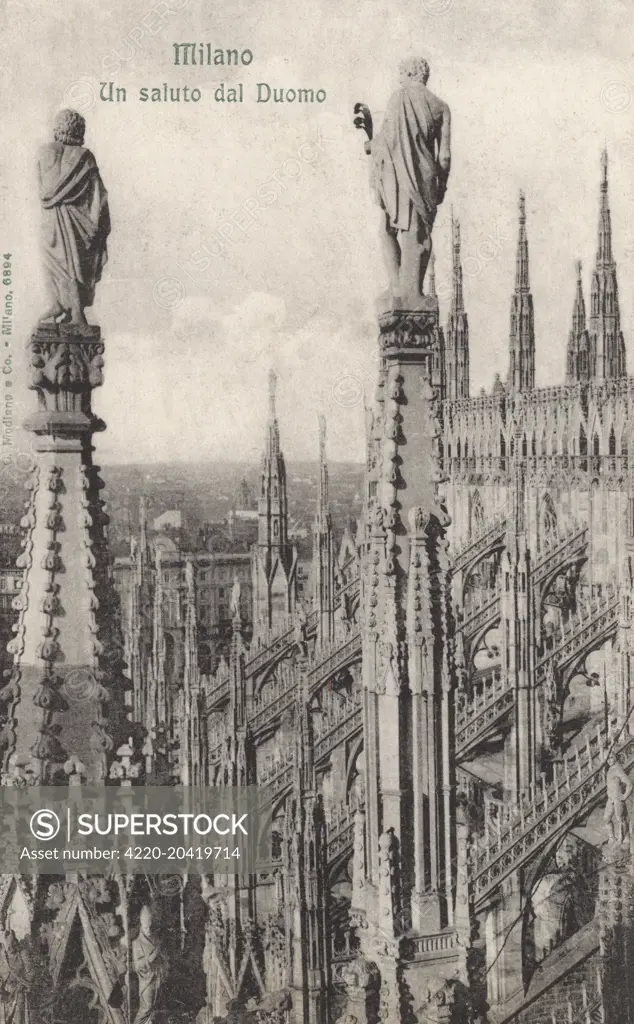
top-left (3, 0), bottom-right (633, 465)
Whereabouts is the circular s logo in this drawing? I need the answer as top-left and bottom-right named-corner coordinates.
top-left (30, 809), bottom-right (61, 841)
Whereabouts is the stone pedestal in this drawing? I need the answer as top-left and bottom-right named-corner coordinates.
top-left (361, 306), bottom-right (462, 1022)
top-left (0, 323), bottom-right (128, 783)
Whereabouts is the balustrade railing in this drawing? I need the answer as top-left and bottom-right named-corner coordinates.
top-left (251, 664), bottom-right (297, 726)
top-left (455, 667), bottom-right (514, 754)
top-left (308, 630), bottom-right (362, 690)
top-left (244, 576), bottom-right (361, 676)
top-left (459, 581), bottom-right (502, 635)
top-left (451, 506), bottom-right (508, 573)
top-left (314, 689), bottom-right (362, 741)
top-left (326, 793), bottom-right (361, 838)
top-left (471, 716), bottom-right (633, 906)
top-left (258, 744), bottom-right (295, 786)
top-left (536, 591), bottom-right (619, 680)
top-left (326, 796), bottom-right (362, 862)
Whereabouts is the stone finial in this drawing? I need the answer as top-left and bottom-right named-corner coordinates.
top-left (109, 738), bottom-right (141, 785)
top-left (63, 756), bottom-right (87, 786)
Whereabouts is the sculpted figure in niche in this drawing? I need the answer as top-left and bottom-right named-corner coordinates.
top-left (604, 752), bottom-right (633, 845)
top-left (0, 927), bottom-right (33, 1024)
top-left (131, 906), bottom-right (165, 1024)
top-left (37, 109), bottom-right (110, 326)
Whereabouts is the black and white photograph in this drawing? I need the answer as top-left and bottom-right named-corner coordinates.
top-left (0, 0), bottom-right (633, 1020)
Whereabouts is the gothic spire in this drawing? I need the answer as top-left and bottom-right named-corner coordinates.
top-left (597, 148), bottom-right (612, 266)
top-left (313, 413), bottom-right (335, 643)
top-left (572, 261), bottom-right (586, 333)
top-left (138, 494), bottom-right (150, 577)
top-left (181, 557), bottom-right (199, 785)
top-left (317, 412), bottom-right (329, 515)
top-left (451, 209), bottom-right (464, 314)
top-left (267, 368), bottom-right (281, 457)
top-left (515, 191), bottom-right (530, 293)
top-left (254, 370), bottom-right (296, 632)
top-left (508, 191), bottom-right (535, 392)
top-left (445, 209), bottom-right (469, 399)
top-left (566, 262), bottom-right (590, 385)
top-left (589, 149), bottom-right (626, 379)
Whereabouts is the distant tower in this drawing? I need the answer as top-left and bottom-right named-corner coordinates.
top-left (508, 192), bottom-right (535, 392)
top-left (589, 150), bottom-right (626, 380)
top-left (235, 476), bottom-right (253, 510)
top-left (252, 371), bottom-right (297, 632)
top-left (566, 261), bottom-right (591, 384)
top-left (445, 212), bottom-right (470, 399)
top-left (312, 414), bottom-right (335, 645)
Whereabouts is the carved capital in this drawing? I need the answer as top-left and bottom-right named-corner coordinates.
top-left (28, 324), bottom-right (103, 391)
top-left (25, 324), bottom-right (105, 435)
top-left (379, 308), bottom-right (439, 356)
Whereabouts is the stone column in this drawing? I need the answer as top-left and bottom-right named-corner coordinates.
top-left (361, 307), bottom-right (463, 1015)
top-left (485, 873), bottom-right (525, 1013)
top-left (1, 323), bottom-right (128, 783)
top-left (501, 451), bottom-right (535, 801)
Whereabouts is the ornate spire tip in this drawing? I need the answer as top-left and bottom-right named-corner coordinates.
top-left (601, 148), bottom-right (608, 189)
top-left (268, 369), bottom-right (277, 419)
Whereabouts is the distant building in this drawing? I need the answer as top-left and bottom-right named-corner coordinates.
top-left (153, 509), bottom-right (182, 532)
top-left (114, 484), bottom-right (255, 690)
top-left (235, 475), bottom-right (255, 510)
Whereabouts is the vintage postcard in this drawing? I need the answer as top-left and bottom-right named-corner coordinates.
top-left (0, 0), bottom-right (632, 1021)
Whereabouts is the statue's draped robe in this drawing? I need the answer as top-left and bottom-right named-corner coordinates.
top-left (38, 142), bottom-right (110, 310)
top-left (371, 83), bottom-right (440, 233)
top-left (0, 942), bottom-right (30, 1024)
top-left (132, 931), bottom-right (162, 1024)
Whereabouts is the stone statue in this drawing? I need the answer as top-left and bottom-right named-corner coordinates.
top-left (604, 752), bottom-right (633, 845)
top-left (294, 603), bottom-right (308, 658)
top-left (355, 57), bottom-right (451, 311)
top-left (230, 576), bottom-right (242, 620)
top-left (131, 906), bottom-right (164, 1024)
top-left (37, 108), bottom-right (110, 326)
top-left (0, 927), bottom-right (32, 1024)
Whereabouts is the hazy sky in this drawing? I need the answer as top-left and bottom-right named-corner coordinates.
top-left (1, 0), bottom-right (633, 465)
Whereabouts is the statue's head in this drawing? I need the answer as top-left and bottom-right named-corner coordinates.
top-left (139, 905), bottom-right (153, 936)
top-left (399, 57), bottom-right (430, 86)
top-left (53, 109), bottom-right (86, 147)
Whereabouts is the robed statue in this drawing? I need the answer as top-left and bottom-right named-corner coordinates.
top-left (131, 906), bottom-right (165, 1024)
top-left (37, 108), bottom-right (111, 326)
top-left (604, 752), bottom-right (633, 847)
top-left (0, 927), bottom-right (33, 1024)
top-left (355, 57), bottom-right (451, 310)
